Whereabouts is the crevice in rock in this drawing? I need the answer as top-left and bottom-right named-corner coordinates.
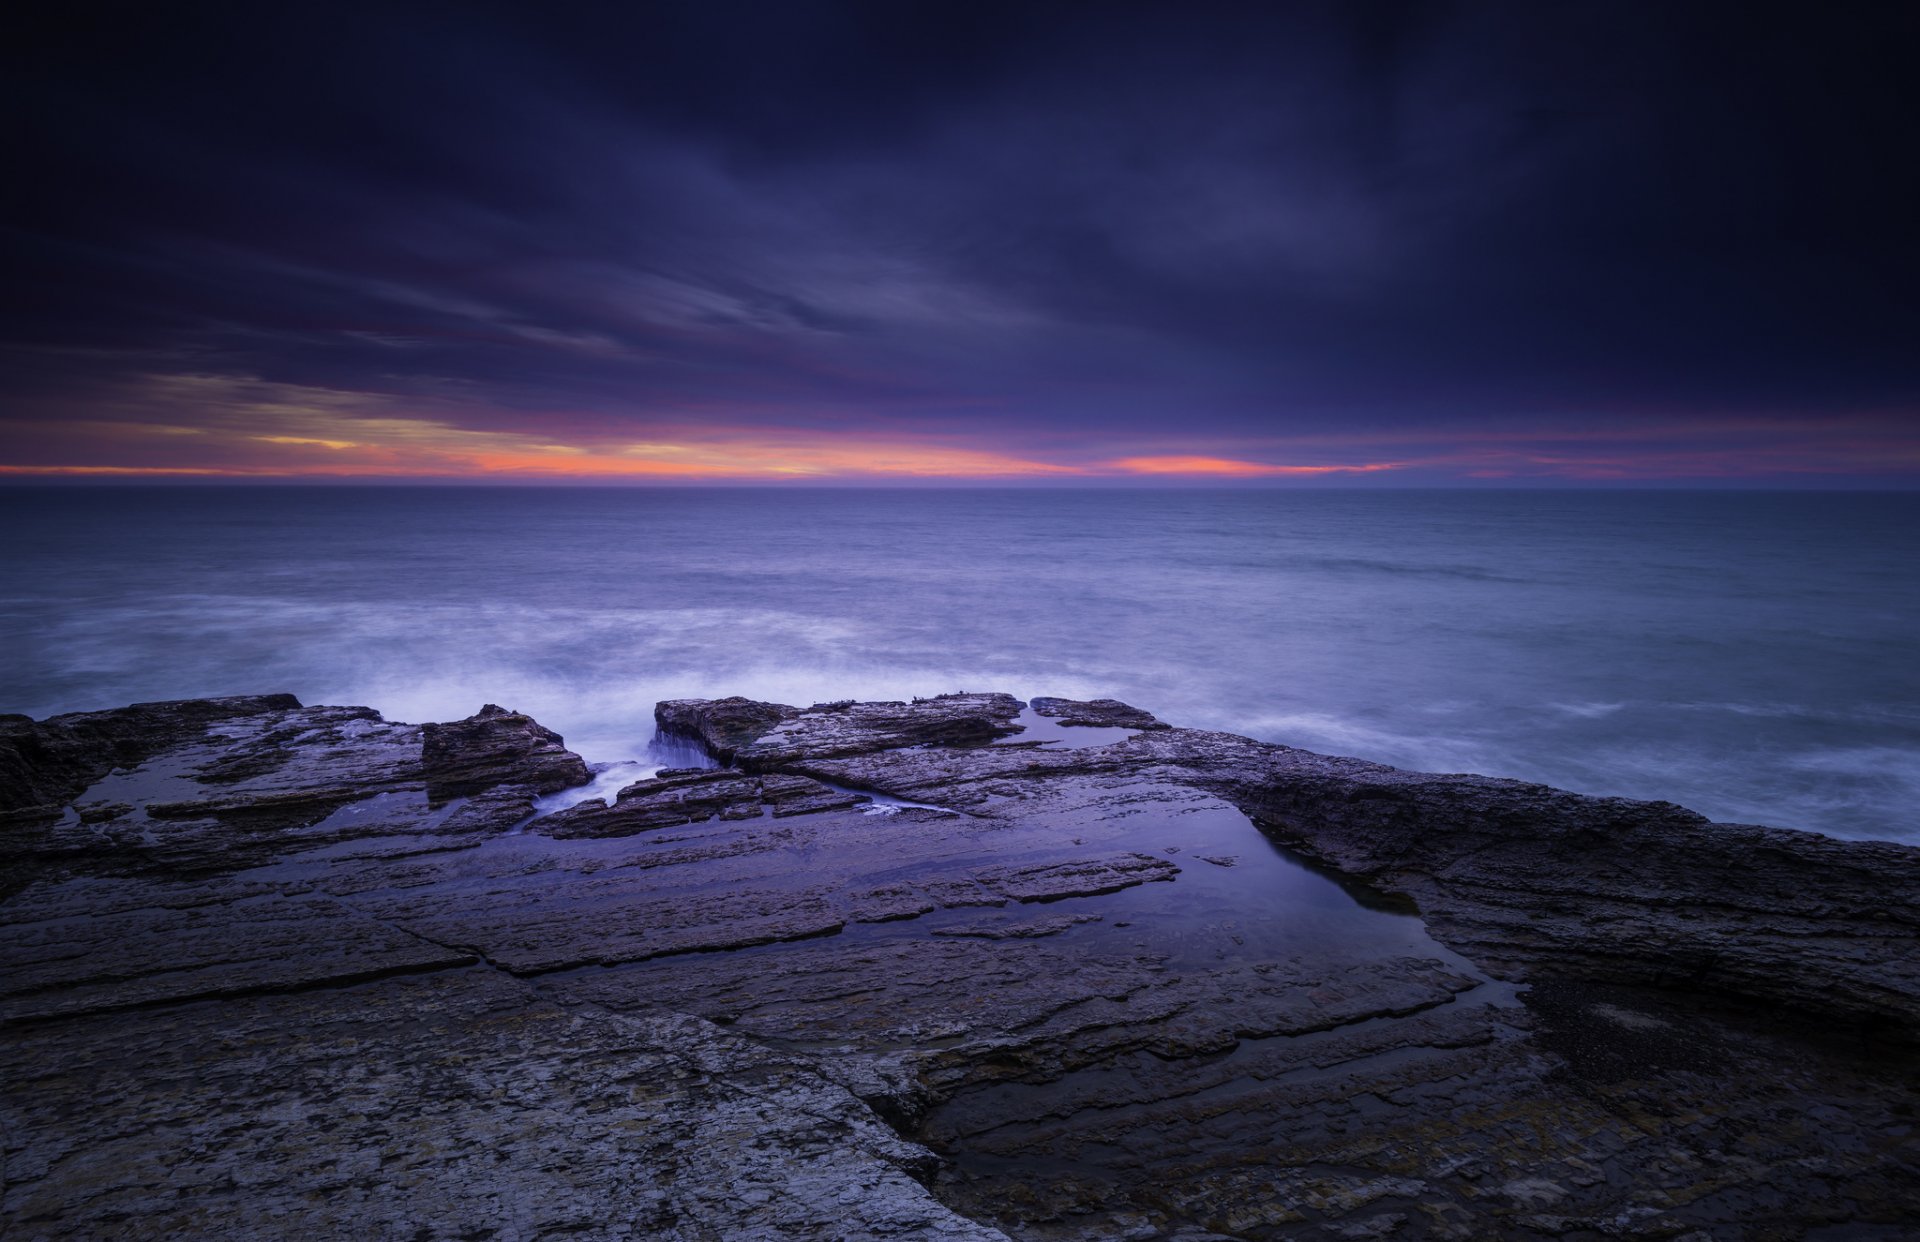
top-left (1, 954), bottom-right (481, 1027)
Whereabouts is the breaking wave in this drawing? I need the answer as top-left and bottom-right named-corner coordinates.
top-left (3, 486), bottom-right (1914, 841)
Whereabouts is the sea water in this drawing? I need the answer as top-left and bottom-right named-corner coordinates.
top-left (2, 486), bottom-right (1914, 841)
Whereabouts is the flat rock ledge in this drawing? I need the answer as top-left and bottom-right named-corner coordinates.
top-left (2, 691), bottom-right (1915, 1241)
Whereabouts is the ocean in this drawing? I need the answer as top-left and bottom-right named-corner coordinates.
top-left (2, 485), bottom-right (1915, 842)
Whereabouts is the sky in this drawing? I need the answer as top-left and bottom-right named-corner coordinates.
top-left (4, 0), bottom-right (1917, 485)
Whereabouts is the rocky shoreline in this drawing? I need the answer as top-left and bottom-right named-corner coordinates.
top-left (2, 691), bottom-right (1915, 1239)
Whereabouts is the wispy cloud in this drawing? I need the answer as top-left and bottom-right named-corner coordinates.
top-left (2, 372), bottom-right (1915, 484)
top-left (4, 5), bottom-right (1914, 484)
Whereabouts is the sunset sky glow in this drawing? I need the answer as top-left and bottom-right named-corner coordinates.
top-left (4, 2), bottom-right (1917, 484)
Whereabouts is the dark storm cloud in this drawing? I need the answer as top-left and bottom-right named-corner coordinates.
top-left (3, 1), bottom-right (1917, 477)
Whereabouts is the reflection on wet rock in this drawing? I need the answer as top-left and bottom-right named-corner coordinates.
top-left (1, 691), bottom-right (1915, 1239)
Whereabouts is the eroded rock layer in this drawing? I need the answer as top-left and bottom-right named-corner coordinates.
top-left (2, 691), bottom-right (1914, 1240)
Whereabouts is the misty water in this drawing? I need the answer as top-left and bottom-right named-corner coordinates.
top-left (2, 486), bottom-right (1915, 842)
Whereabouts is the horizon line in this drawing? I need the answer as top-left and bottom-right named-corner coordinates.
top-left (3, 477), bottom-right (1917, 492)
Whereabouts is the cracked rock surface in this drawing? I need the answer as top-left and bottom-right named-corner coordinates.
top-left (2, 691), bottom-right (1915, 1240)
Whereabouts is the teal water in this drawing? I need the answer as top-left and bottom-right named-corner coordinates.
top-left (2, 486), bottom-right (1915, 841)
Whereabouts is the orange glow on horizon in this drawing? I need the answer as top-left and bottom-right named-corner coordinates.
top-left (0, 375), bottom-right (1102, 479)
top-left (1108, 456), bottom-right (1404, 476)
top-left (454, 444), bottom-right (1089, 478)
top-left (5, 374), bottom-right (1913, 482)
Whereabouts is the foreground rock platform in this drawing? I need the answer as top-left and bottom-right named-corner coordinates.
top-left (2, 691), bottom-right (1915, 1239)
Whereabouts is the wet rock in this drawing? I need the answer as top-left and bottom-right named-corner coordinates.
top-left (3, 689), bottom-right (1915, 1240)
top-left (3, 700), bottom-right (587, 889)
top-left (532, 767), bottom-right (869, 837)
top-left (972, 852), bottom-right (1178, 902)
top-left (1158, 730), bottom-right (1920, 1030)
top-left (0, 694), bottom-right (301, 819)
top-left (932, 913), bottom-right (1104, 940)
top-left (0, 971), bottom-right (1010, 1241)
top-left (383, 877), bottom-right (855, 973)
top-left (140, 706), bottom-right (423, 827)
top-left (0, 885), bottom-right (472, 1021)
top-left (655, 694), bottom-right (802, 761)
top-left (421, 702), bottom-right (590, 801)
top-left (733, 693), bottom-right (1026, 766)
top-left (1029, 696), bottom-right (1169, 730)
top-left (710, 693), bottom-right (1920, 1029)
top-left (0, 694), bottom-right (301, 895)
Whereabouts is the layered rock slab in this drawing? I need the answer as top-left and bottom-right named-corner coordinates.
top-left (1029, 696), bottom-right (1170, 730)
top-left (607, 693), bottom-right (1920, 1239)
top-left (716, 692), bottom-right (1025, 766)
top-left (0, 885), bottom-right (471, 1020)
top-left (0, 696), bottom-right (1017, 1240)
top-left (420, 701), bottom-right (591, 800)
top-left (0, 694), bottom-right (301, 896)
top-left (3, 690), bottom-right (1917, 1241)
top-left (1153, 730), bottom-right (1920, 1031)
top-left (733, 703), bottom-right (1920, 1031)
top-left (535, 766), bottom-right (870, 836)
top-left (0, 970), bottom-right (1008, 1241)
top-left (654, 694), bottom-right (803, 762)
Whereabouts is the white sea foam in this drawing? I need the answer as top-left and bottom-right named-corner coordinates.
top-left (1224, 709), bottom-right (1491, 774)
top-left (532, 760), bottom-right (656, 816)
top-left (4, 488), bottom-right (1913, 842)
top-left (1550, 701), bottom-right (1628, 719)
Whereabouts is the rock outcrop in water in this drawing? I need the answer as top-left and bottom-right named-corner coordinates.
top-left (1029, 695), bottom-right (1171, 730)
top-left (2, 692), bottom-right (1915, 1239)
top-left (420, 702), bottom-right (592, 801)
